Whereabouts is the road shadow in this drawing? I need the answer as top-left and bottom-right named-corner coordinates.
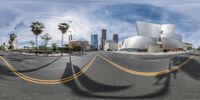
top-left (141, 56), bottom-right (184, 99)
top-left (61, 62), bottom-right (173, 99)
top-left (0, 64), bottom-right (15, 79)
top-left (188, 52), bottom-right (200, 57)
top-left (171, 56), bottom-right (189, 66)
top-left (171, 55), bottom-right (200, 81)
top-left (18, 56), bottom-right (62, 73)
top-left (5, 55), bottom-right (59, 62)
top-left (62, 62), bottom-right (131, 92)
top-left (0, 56), bottom-right (61, 77)
top-left (181, 57), bottom-right (200, 81)
top-left (134, 73), bottom-right (171, 99)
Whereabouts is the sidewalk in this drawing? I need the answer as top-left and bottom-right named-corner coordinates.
top-left (10, 52), bottom-right (69, 57)
top-left (10, 52), bottom-right (87, 57)
top-left (113, 51), bottom-right (194, 56)
top-left (106, 51), bottom-right (195, 60)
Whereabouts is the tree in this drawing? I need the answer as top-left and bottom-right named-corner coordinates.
top-left (39, 45), bottom-right (46, 50)
top-left (41, 33), bottom-right (52, 52)
top-left (73, 45), bottom-right (81, 52)
top-left (58, 22), bottom-right (70, 56)
top-left (30, 40), bottom-right (35, 49)
top-left (1, 43), bottom-right (6, 51)
top-left (198, 46), bottom-right (200, 51)
top-left (30, 21), bottom-right (45, 55)
top-left (8, 33), bottom-right (17, 50)
top-left (51, 43), bottom-right (58, 52)
top-left (187, 46), bottom-right (193, 50)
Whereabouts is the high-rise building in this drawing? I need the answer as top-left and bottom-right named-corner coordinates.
top-left (68, 34), bottom-right (72, 42)
top-left (113, 34), bottom-right (118, 43)
top-left (101, 29), bottom-right (107, 50)
top-left (91, 34), bottom-right (98, 50)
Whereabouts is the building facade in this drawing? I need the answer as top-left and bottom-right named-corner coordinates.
top-left (101, 29), bottom-right (107, 50)
top-left (81, 40), bottom-right (90, 51)
top-left (121, 21), bottom-right (185, 52)
top-left (69, 40), bottom-right (90, 52)
top-left (104, 40), bottom-right (118, 51)
top-left (184, 42), bottom-right (193, 50)
top-left (91, 34), bottom-right (98, 50)
top-left (69, 41), bottom-right (81, 47)
top-left (113, 34), bottom-right (118, 43)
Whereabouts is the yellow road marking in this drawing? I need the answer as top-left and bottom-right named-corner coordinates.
top-left (0, 54), bottom-right (97, 84)
top-left (98, 54), bottom-right (193, 76)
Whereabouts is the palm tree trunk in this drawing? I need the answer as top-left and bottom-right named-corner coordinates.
top-left (61, 33), bottom-right (63, 56)
top-left (36, 35), bottom-right (38, 55)
top-left (45, 40), bottom-right (47, 54)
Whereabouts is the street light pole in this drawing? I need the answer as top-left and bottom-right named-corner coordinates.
top-left (69, 40), bottom-right (72, 65)
top-left (14, 27), bottom-right (18, 50)
top-left (61, 33), bottom-right (64, 56)
top-left (68, 21), bottom-right (72, 65)
top-left (68, 33), bottom-right (72, 65)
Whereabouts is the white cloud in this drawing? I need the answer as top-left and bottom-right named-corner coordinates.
top-left (0, 0), bottom-right (199, 48)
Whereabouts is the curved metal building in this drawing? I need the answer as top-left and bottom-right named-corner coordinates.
top-left (136, 21), bottom-right (161, 38)
top-left (122, 21), bottom-right (184, 52)
top-left (123, 36), bottom-right (155, 49)
top-left (161, 24), bottom-right (176, 34)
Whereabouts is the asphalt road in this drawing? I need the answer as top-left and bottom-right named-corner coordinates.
top-left (0, 51), bottom-right (200, 100)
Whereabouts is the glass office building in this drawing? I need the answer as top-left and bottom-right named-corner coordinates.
top-left (91, 34), bottom-right (98, 50)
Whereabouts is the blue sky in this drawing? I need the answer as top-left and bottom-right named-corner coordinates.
top-left (0, 0), bottom-right (199, 47)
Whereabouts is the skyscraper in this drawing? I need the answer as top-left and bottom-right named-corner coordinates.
top-left (68, 34), bottom-right (72, 42)
top-left (101, 29), bottom-right (107, 50)
top-left (91, 34), bottom-right (98, 50)
top-left (113, 34), bottom-right (118, 43)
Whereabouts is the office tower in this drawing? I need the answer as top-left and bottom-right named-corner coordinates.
top-left (68, 34), bottom-right (72, 42)
top-left (101, 29), bottom-right (107, 50)
top-left (113, 34), bottom-right (118, 43)
top-left (91, 34), bottom-right (98, 50)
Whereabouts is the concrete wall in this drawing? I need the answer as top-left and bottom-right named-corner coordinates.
top-left (104, 42), bottom-right (118, 51)
top-left (148, 44), bottom-right (163, 52)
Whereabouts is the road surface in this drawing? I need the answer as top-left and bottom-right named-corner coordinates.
top-left (0, 51), bottom-right (200, 100)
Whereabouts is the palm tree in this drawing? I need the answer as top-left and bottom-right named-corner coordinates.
top-left (30, 21), bottom-right (45, 55)
top-left (8, 33), bottom-right (17, 50)
top-left (58, 23), bottom-right (69, 56)
top-left (41, 33), bottom-right (52, 53)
